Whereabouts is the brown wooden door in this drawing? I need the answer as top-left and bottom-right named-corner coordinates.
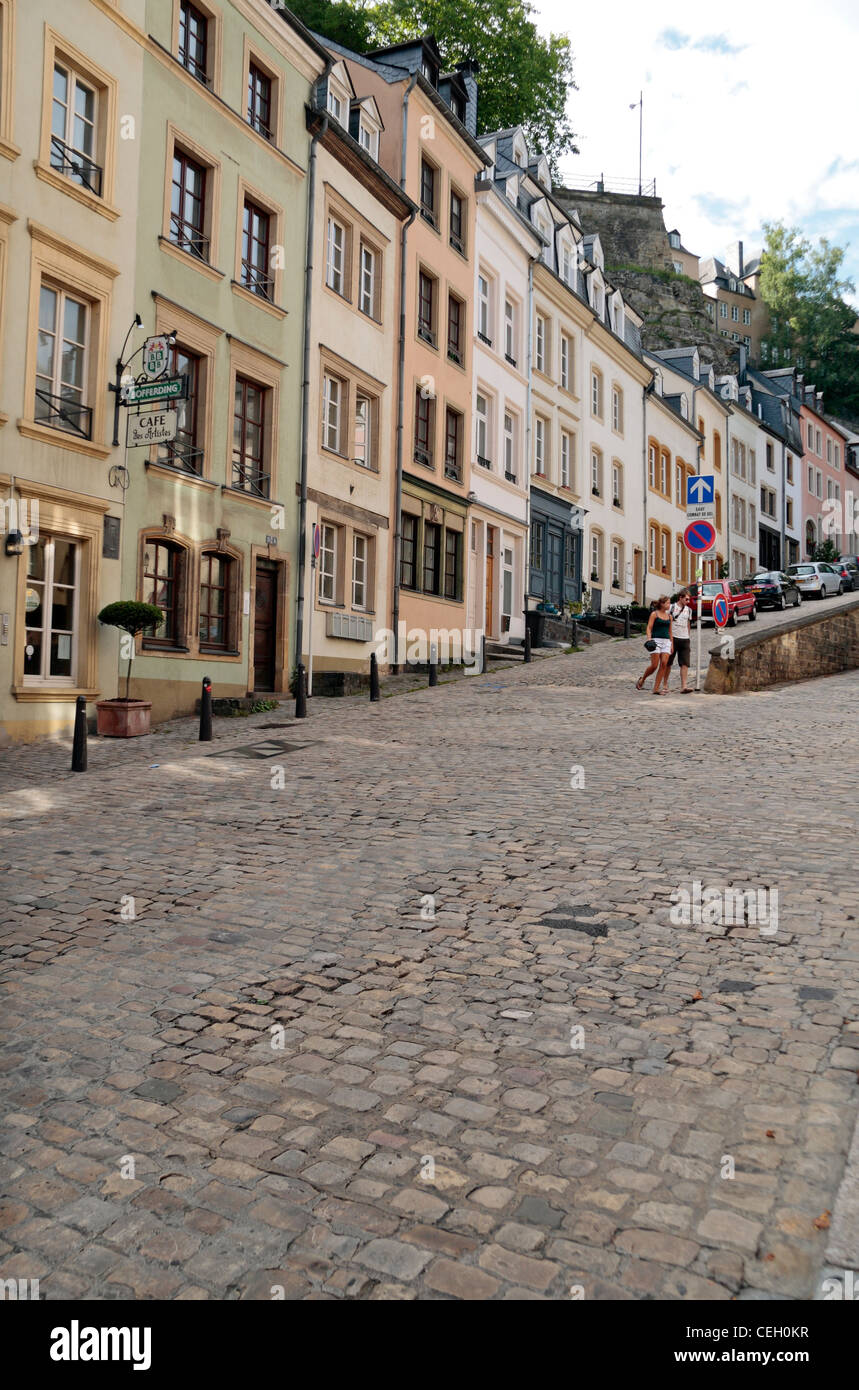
top-left (253, 563), bottom-right (277, 690)
top-left (485, 529), bottom-right (495, 636)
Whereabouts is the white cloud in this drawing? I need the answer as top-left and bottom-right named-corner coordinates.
top-left (532, 0), bottom-right (859, 304)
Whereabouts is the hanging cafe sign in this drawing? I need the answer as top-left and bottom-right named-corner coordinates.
top-left (117, 336), bottom-right (188, 447)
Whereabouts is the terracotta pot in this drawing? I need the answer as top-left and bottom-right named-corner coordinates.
top-left (96, 699), bottom-right (152, 738)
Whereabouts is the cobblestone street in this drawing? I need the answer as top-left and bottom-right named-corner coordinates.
top-left (2, 636), bottom-right (858, 1301)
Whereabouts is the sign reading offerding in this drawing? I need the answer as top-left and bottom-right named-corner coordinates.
top-left (126, 410), bottom-right (178, 448)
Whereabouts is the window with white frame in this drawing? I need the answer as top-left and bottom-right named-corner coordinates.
top-left (504, 411), bottom-right (517, 481)
top-left (612, 461), bottom-right (622, 506)
top-left (827, 437), bottom-right (833, 464)
top-left (504, 299), bottom-right (517, 364)
top-left (51, 61), bottom-right (101, 196)
top-left (561, 242), bottom-right (573, 285)
top-left (731, 304), bottom-right (739, 321)
top-left (743, 308), bottom-right (750, 325)
top-left (816, 428), bottom-right (822, 454)
top-left (477, 274), bottom-right (491, 343)
top-left (807, 422), bottom-right (814, 449)
top-left (719, 301), bottom-right (727, 318)
top-left (322, 373), bottom-right (342, 453)
top-left (24, 536), bottom-right (79, 684)
top-left (359, 243), bottom-right (377, 318)
top-left (354, 392), bottom-right (371, 468)
top-left (560, 334), bottom-right (571, 390)
top-left (352, 533), bottom-right (368, 608)
top-left (591, 447), bottom-right (602, 496)
top-left (612, 540), bottom-right (622, 588)
top-left (35, 285), bottom-right (90, 437)
top-left (590, 531), bottom-right (602, 581)
top-left (591, 368), bottom-right (602, 417)
top-left (808, 464), bottom-right (814, 492)
top-left (534, 415), bottom-right (546, 473)
top-left (319, 523), bottom-right (337, 601)
top-left (535, 313), bottom-right (547, 373)
top-left (325, 217), bottom-right (345, 295)
top-left (648, 442), bottom-right (656, 488)
top-left (612, 385), bottom-right (623, 433)
top-left (475, 392), bottom-right (490, 465)
top-left (816, 469), bottom-right (822, 498)
top-left (358, 119), bottom-right (379, 160)
top-left (560, 431), bottom-right (571, 489)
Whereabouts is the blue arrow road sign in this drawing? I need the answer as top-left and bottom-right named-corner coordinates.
top-left (687, 474), bottom-right (714, 506)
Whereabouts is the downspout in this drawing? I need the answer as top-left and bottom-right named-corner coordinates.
top-left (725, 404), bottom-right (731, 577)
top-left (295, 85), bottom-right (331, 674)
top-left (523, 255), bottom-right (535, 621)
top-left (641, 381), bottom-right (648, 607)
top-left (391, 69), bottom-right (419, 672)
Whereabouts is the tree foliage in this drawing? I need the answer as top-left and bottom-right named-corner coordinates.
top-left (759, 221), bottom-right (859, 420)
top-left (98, 601), bottom-right (163, 702)
top-left (288, 0), bottom-right (577, 171)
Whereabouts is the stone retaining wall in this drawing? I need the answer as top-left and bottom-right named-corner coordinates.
top-left (705, 596), bottom-right (859, 693)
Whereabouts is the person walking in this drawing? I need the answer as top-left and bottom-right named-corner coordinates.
top-left (668, 589), bottom-right (693, 693)
top-left (637, 595), bottom-right (673, 694)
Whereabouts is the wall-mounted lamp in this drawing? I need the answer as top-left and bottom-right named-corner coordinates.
top-left (5, 530), bottom-right (24, 557)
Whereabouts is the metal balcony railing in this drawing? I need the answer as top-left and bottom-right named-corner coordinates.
top-left (159, 439), bottom-right (204, 476)
top-left (34, 388), bottom-right (92, 439)
top-left (562, 172), bottom-right (657, 197)
top-left (240, 262), bottom-right (274, 301)
top-left (50, 136), bottom-right (103, 197)
top-left (170, 214), bottom-right (210, 262)
top-left (231, 461), bottom-right (270, 498)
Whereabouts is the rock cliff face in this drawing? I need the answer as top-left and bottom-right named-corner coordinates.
top-left (554, 186), bottom-right (735, 371)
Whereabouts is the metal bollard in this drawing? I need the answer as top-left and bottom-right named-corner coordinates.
top-left (624, 607), bottom-right (631, 639)
top-left (481, 634), bottom-right (487, 675)
top-left (71, 694), bottom-right (88, 772)
top-left (369, 651), bottom-right (380, 702)
top-left (295, 663), bottom-right (307, 719)
top-left (523, 624), bottom-right (531, 663)
top-left (571, 619), bottom-right (578, 648)
top-left (428, 643), bottom-right (438, 687)
top-left (199, 676), bottom-right (213, 741)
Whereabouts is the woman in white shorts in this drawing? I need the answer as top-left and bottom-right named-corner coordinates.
top-left (637, 595), bottom-right (673, 695)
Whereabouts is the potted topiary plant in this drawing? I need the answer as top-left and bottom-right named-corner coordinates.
top-left (96, 600), bottom-right (163, 737)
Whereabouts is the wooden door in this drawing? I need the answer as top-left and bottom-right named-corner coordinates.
top-left (485, 528), bottom-right (495, 636)
top-left (253, 563), bottom-right (277, 691)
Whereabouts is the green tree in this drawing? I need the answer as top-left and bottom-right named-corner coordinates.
top-left (289, 0), bottom-right (577, 172)
top-left (759, 221), bottom-right (859, 418)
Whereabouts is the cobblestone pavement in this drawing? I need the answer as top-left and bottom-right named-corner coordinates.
top-left (1, 630), bottom-right (858, 1301)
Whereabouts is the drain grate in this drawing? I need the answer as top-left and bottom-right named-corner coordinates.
top-left (207, 740), bottom-right (319, 760)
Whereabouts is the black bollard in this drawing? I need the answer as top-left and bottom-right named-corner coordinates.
top-left (199, 676), bottom-right (213, 741)
top-left (624, 607), bottom-right (631, 639)
top-left (295, 663), bottom-right (307, 719)
top-left (428, 643), bottom-right (438, 687)
top-left (571, 619), bottom-right (578, 648)
top-left (369, 651), bottom-right (380, 702)
top-left (523, 624), bottom-right (531, 663)
top-left (481, 634), bottom-right (487, 675)
top-left (71, 695), bottom-right (88, 772)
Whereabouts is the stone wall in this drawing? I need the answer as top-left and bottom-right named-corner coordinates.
top-left (705, 597), bottom-right (859, 693)
top-left (554, 189), bottom-right (672, 268)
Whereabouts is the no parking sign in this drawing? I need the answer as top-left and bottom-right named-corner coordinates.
top-left (712, 594), bottom-right (730, 628)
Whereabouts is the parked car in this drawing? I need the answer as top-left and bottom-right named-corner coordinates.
top-left (835, 556), bottom-right (859, 591)
top-left (688, 579), bottom-right (757, 626)
top-left (742, 571), bottom-right (802, 610)
top-left (787, 562), bottom-right (845, 598)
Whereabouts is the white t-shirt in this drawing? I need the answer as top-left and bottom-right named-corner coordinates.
top-left (671, 602), bottom-right (691, 639)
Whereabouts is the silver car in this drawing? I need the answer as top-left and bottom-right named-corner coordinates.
top-left (787, 562), bottom-right (845, 598)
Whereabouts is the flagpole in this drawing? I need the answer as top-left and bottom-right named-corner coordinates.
top-left (638, 90), bottom-right (643, 195)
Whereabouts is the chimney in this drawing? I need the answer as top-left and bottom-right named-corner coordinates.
top-left (726, 240), bottom-right (744, 278)
top-left (456, 60), bottom-right (479, 137)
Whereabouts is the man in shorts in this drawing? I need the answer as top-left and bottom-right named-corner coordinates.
top-left (668, 590), bottom-right (693, 693)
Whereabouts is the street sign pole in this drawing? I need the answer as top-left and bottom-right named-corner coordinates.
top-left (696, 564), bottom-right (703, 692)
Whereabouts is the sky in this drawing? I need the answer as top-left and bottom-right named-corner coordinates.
top-left (535, 0), bottom-right (859, 307)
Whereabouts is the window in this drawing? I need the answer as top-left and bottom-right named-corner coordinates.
top-left (241, 198), bottom-right (272, 300)
top-left (247, 62), bottom-right (273, 140)
top-left (731, 304), bottom-right (739, 322)
top-left (660, 529), bottom-right (668, 574)
top-left (743, 308), bottom-right (751, 326)
top-left (561, 432), bottom-right (572, 490)
top-left (560, 334), bottom-right (571, 391)
top-left (504, 412), bottom-right (517, 482)
top-left (675, 461), bottom-right (684, 503)
top-left (359, 242), bottom-right (377, 319)
top-left (786, 498), bottom-right (794, 528)
top-left (325, 217), bottom-right (345, 295)
top-left (354, 392), bottom-right (372, 468)
top-left (714, 431), bottom-right (722, 470)
top-left (35, 285), bottom-right (90, 438)
top-left (319, 523), bottom-right (337, 602)
top-left (178, 1), bottom-right (209, 85)
top-left (358, 120), bottom-right (379, 160)
top-left (475, 392), bottom-right (490, 467)
top-left (447, 293), bottom-right (464, 365)
top-left (531, 520), bottom-right (544, 570)
top-left (535, 314), bottom-right (547, 374)
top-left (816, 470), bottom-right (822, 498)
top-left (612, 540), bottom-right (622, 588)
top-left (445, 406), bottom-right (463, 481)
top-left (659, 449), bottom-right (669, 496)
top-left (591, 368), bottom-right (602, 418)
top-left (418, 269), bottom-right (436, 345)
top-left (669, 231), bottom-right (681, 249)
top-left (591, 448), bottom-right (602, 497)
top-left (648, 442), bottom-right (657, 489)
top-left (142, 539), bottom-right (184, 645)
top-left (449, 189), bottom-right (465, 254)
top-left (648, 524), bottom-right (657, 571)
top-left (423, 521), bottom-right (441, 593)
top-left (158, 344), bottom-right (203, 474)
top-left (808, 464), bottom-right (815, 492)
top-left (766, 441), bottom-right (774, 471)
top-left (719, 302), bottom-right (727, 318)
top-left (322, 373), bottom-right (342, 454)
top-left (807, 422), bottom-right (814, 450)
top-left (564, 533), bottom-right (576, 582)
top-left (826, 437), bottom-right (833, 465)
top-left (816, 429), bottom-right (822, 454)
top-left (612, 461), bottom-right (622, 507)
top-left (786, 454), bottom-right (794, 484)
top-left (477, 275), bottom-right (492, 345)
top-left (561, 243), bottom-right (573, 286)
top-left (534, 416), bottom-right (546, 474)
top-left (420, 158), bottom-right (437, 227)
top-left (232, 376), bottom-right (268, 496)
top-left (327, 88), bottom-right (342, 123)
top-left (401, 514), bottom-right (418, 588)
top-left (590, 531), bottom-right (602, 582)
top-left (834, 444), bottom-right (841, 468)
top-left (504, 300), bottom-right (517, 365)
top-left (171, 148), bottom-right (208, 260)
top-left (51, 61), bottom-right (101, 196)
top-left (444, 530), bottom-right (461, 599)
top-left (199, 552), bottom-right (232, 650)
top-left (24, 537), bottom-right (79, 683)
top-left (612, 385), bottom-right (623, 433)
top-left (414, 388), bottom-right (434, 466)
top-left (352, 534), bottom-right (368, 609)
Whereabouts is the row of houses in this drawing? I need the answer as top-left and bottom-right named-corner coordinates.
top-left (1, 1), bottom-right (856, 741)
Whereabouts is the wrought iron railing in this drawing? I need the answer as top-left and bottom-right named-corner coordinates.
top-left (170, 213), bottom-right (210, 262)
top-left (35, 388), bottom-right (92, 439)
top-left (444, 461), bottom-right (462, 482)
top-left (476, 455), bottom-right (492, 470)
top-left (231, 461), bottom-right (270, 498)
top-left (240, 262), bottom-right (274, 301)
top-left (158, 439), bottom-right (204, 476)
top-left (50, 136), bottom-right (103, 197)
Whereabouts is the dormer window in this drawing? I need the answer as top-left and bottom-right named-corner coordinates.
top-left (561, 244), bottom-right (573, 286)
top-left (326, 65), bottom-right (352, 126)
top-left (421, 58), bottom-right (437, 87)
top-left (328, 89), bottom-right (343, 122)
top-left (669, 231), bottom-right (680, 249)
top-left (450, 94), bottom-right (465, 121)
top-left (358, 120), bottom-right (379, 160)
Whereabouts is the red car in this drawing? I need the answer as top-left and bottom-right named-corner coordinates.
top-left (688, 580), bottom-right (757, 626)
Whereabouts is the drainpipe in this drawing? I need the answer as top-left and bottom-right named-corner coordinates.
top-left (725, 406), bottom-right (731, 577)
top-left (780, 439), bottom-right (787, 568)
top-left (641, 381), bottom-right (649, 607)
top-left (294, 86), bottom-right (331, 679)
top-left (391, 69), bottom-right (419, 672)
top-left (523, 255), bottom-right (535, 623)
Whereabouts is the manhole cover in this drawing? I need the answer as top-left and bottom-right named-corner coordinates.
top-left (207, 740), bottom-right (319, 759)
top-left (718, 979), bottom-right (756, 994)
